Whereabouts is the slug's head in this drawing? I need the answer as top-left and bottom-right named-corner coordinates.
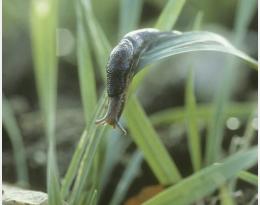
top-left (95, 95), bottom-right (127, 135)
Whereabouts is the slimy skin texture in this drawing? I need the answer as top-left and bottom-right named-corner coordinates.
top-left (96, 28), bottom-right (168, 134)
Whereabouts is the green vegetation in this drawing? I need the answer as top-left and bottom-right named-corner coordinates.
top-left (3, 0), bottom-right (257, 204)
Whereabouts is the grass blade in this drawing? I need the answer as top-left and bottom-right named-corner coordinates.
top-left (144, 147), bottom-right (257, 205)
top-left (80, 0), bottom-right (111, 80)
top-left (237, 171), bottom-right (258, 186)
top-left (150, 102), bottom-right (256, 126)
top-left (155, 0), bottom-right (186, 30)
top-left (3, 96), bottom-right (29, 187)
top-left (69, 125), bottom-right (107, 205)
top-left (109, 151), bottom-right (143, 205)
top-left (192, 11), bottom-right (204, 31)
top-left (119, 0), bottom-right (143, 38)
top-left (61, 91), bottom-right (107, 198)
top-left (185, 69), bottom-right (201, 172)
top-left (219, 185), bottom-right (235, 205)
top-left (240, 108), bottom-right (257, 150)
top-left (76, 0), bottom-right (97, 124)
top-left (126, 96), bottom-right (181, 184)
top-left (30, 0), bottom-right (62, 203)
top-left (138, 31), bottom-right (258, 70)
top-left (205, 0), bottom-right (257, 165)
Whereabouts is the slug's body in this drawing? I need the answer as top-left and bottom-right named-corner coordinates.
top-left (96, 28), bottom-right (176, 134)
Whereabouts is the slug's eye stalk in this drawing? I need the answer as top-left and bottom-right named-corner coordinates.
top-left (95, 96), bottom-right (127, 135)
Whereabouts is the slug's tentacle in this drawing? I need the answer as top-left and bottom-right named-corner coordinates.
top-left (96, 28), bottom-right (181, 134)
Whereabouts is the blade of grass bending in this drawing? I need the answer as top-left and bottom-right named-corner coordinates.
top-left (61, 91), bottom-right (107, 198)
top-left (30, 0), bottom-right (62, 204)
top-left (126, 96), bottom-right (181, 184)
top-left (138, 31), bottom-right (257, 70)
top-left (143, 147), bottom-right (257, 205)
top-left (185, 68), bottom-right (201, 172)
top-left (130, 0), bottom-right (186, 90)
top-left (205, 0), bottom-right (257, 165)
top-left (150, 102), bottom-right (255, 126)
top-left (119, 0), bottom-right (143, 38)
top-left (109, 151), bottom-right (143, 205)
top-left (155, 0), bottom-right (186, 30)
top-left (237, 171), bottom-right (257, 186)
top-left (3, 96), bottom-right (29, 187)
top-left (76, 0), bottom-right (97, 124)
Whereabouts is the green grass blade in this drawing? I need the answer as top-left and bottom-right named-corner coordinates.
top-left (237, 171), bottom-right (258, 186)
top-left (88, 190), bottom-right (98, 205)
top-left (30, 0), bottom-right (62, 204)
top-left (150, 102), bottom-right (256, 126)
top-left (138, 31), bottom-right (258, 70)
top-left (205, 0), bottom-right (257, 165)
top-left (144, 147), bottom-right (257, 205)
top-left (119, 0), bottom-right (143, 38)
top-left (192, 11), bottom-right (204, 30)
top-left (80, 0), bottom-right (111, 80)
top-left (69, 125), bottom-right (107, 205)
top-left (3, 96), bottom-right (29, 187)
top-left (155, 0), bottom-right (186, 30)
top-left (109, 151), bottom-right (143, 205)
top-left (240, 108), bottom-right (257, 150)
top-left (76, 0), bottom-right (97, 124)
top-left (100, 133), bottom-right (131, 191)
top-left (125, 96), bottom-right (181, 184)
top-left (219, 185), bottom-right (235, 205)
top-left (129, 0), bottom-right (186, 91)
top-left (185, 69), bottom-right (201, 172)
top-left (61, 91), bottom-right (107, 198)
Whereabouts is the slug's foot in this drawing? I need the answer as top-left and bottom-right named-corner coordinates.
top-left (95, 117), bottom-right (127, 135)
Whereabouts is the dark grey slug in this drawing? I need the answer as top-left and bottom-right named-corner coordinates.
top-left (96, 28), bottom-right (179, 134)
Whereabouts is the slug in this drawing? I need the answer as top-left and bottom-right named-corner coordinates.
top-left (96, 28), bottom-right (179, 134)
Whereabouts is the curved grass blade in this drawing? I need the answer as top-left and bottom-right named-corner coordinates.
top-left (138, 31), bottom-right (258, 70)
top-left (155, 0), bottom-right (186, 30)
top-left (143, 147), bottom-right (257, 205)
top-left (185, 69), bottom-right (201, 172)
top-left (119, 0), bottom-right (143, 38)
top-left (3, 96), bottom-right (29, 187)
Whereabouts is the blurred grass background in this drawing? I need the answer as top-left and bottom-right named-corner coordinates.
top-left (3, 0), bottom-right (258, 204)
